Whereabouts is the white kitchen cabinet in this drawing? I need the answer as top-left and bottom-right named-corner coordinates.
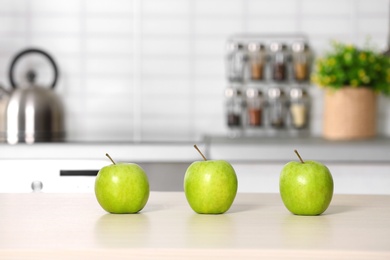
top-left (0, 159), bottom-right (191, 193)
top-left (1, 138), bottom-right (390, 194)
top-left (0, 142), bottom-right (203, 193)
top-left (233, 162), bottom-right (390, 195)
top-left (2, 159), bottom-right (388, 195)
top-left (207, 136), bottom-right (390, 195)
top-left (0, 160), bottom-right (107, 193)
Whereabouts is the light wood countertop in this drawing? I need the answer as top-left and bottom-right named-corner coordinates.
top-left (0, 192), bottom-right (389, 259)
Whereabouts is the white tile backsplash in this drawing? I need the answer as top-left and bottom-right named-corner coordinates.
top-left (195, 19), bottom-right (244, 36)
top-left (85, 0), bottom-right (134, 14)
top-left (247, 0), bottom-right (298, 16)
top-left (142, 0), bottom-right (190, 15)
top-left (358, 18), bottom-right (388, 35)
top-left (86, 37), bottom-right (133, 55)
top-left (0, 0), bottom-right (389, 141)
top-left (31, 0), bottom-right (81, 14)
top-left (31, 36), bottom-right (81, 54)
top-left (86, 17), bottom-right (134, 35)
top-left (357, 0), bottom-right (389, 14)
top-left (31, 16), bottom-right (81, 34)
top-left (301, 0), bottom-right (352, 16)
top-left (142, 19), bottom-right (190, 35)
top-left (301, 18), bottom-right (352, 36)
top-left (246, 18), bottom-right (298, 34)
top-left (195, 0), bottom-right (244, 15)
top-left (142, 37), bottom-right (190, 56)
top-left (0, 15), bottom-right (27, 34)
top-left (86, 57), bottom-right (133, 75)
top-left (0, 0), bottom-right (27, 13)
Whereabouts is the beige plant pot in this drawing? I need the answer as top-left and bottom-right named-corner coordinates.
top-left (323, 87), bottom-right (377, 140)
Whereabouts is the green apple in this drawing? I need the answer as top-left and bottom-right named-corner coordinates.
top-left (184, 145), bottom-right (238, 214)
top-left (95, 153), bottom-right (150, 214)
top-left (280, 150), bottom-right (334, 216)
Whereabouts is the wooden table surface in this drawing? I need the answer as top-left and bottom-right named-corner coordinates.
top-left (0, 192), bottom-right (389, 260)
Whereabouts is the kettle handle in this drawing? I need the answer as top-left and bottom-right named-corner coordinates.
top-left (9, 48), bottom-right (59, 89)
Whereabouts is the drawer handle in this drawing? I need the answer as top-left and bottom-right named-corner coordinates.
top-left (60, 170), bottom-right (98, 176)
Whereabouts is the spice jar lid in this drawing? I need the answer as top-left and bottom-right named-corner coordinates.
top-left (290, 88), bottom-right (307, 99)
top-left (225, 87), bottom-right (242, 98)
top-left (237, 43), bottom-right (244, 50)
top-left (248, 42), bottom-right (265, 52)
top-left (226, 41), bottom-right (243, 51)
top-left (246, 88), bottom-right (262, 98)
top-left (268, 87), bottom-right (284, 98)
top-left (292, 42), bottom-right (309, 52)
top-left (270, 42), bottom-right (287, 52)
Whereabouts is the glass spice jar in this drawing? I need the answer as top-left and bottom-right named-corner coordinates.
top-left (291, 42), bottom-right (310, 82)
top-left (247, 42), bottom-right (266, 81)
top-left (270, 42), bottom-right (288, 82)
top-left (289, 88), bottom-right (310, 129)
top-left (246, 87), bottom-right (264, 127)
top-left (267, 87), bottom-right (287, 129)
top-left (226, 41), bottom-right (248, 83)
top-left (225, 86), bottom-right (244, 128)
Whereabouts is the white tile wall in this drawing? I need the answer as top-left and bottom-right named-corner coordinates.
top-left (0, 0), bottom-right (389, 142)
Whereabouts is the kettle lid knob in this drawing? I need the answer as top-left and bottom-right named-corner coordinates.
top-left (26, 70), bottom-right (36, 85)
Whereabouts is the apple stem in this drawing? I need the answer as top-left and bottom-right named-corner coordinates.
top-left (294, 149), bottom-right (305, 164)
top-left (105, 153), bottom-right (116, 165)
top-left (194, 144), bottom-right (207, 161)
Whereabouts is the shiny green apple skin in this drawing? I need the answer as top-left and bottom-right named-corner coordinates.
top-left (280, 160), bottom-right (334, 216)
top-left (95, 163), bottom-right (150, 214)
top-left (184, 160), bottom-right (238, 214)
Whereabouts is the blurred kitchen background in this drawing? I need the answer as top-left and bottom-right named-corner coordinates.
top-left (1, 0), bottom-right (389, 142)
top-left (2, 0), bottom-right (390, 195)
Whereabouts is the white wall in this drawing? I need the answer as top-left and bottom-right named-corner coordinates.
top-left (0, 0), bottom-right (389, 142)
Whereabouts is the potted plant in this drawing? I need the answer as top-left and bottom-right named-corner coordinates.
top-left (311, 41), bottom-right (390, 140)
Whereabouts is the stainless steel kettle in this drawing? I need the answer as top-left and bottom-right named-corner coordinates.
top-left (0, 48), bottom-right (65, 144)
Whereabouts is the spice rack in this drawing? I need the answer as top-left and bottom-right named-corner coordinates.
top-left (224, 34), bottom-right (312, 138)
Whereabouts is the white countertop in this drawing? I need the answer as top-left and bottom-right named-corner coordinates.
top-left (1, 136), bottom-right (390, 163)
top-left (0, 141), bottom-right (205, 162)
top-left (207, 135), bottom-right (390, 163)
top-left (0, 192), bottom-right (389, 260)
